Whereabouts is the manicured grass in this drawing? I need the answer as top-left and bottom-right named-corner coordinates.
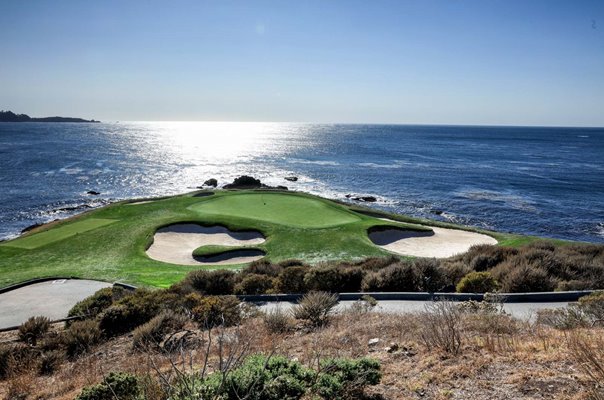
top-left (0, 189), bottom-right (544, 289)
top-left (188, 192), bottom-right (360, 228)
top-left (0, 218), bottom-right (118, 250)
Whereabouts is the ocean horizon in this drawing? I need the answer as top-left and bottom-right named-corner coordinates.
top-left (1, 121), bottom-right (603, 243)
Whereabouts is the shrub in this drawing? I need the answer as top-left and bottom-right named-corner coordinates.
top-left (184, 269), bottom-right (236, 295)
top-left (535, 307), bottom-right (588, 330)
top-left (234, 273), bottom-right (275, 295)
top-left (578, 291), bottom-right (604, 323)
top-left (462, 245), bottom-right (517, 271)
top-left (243, 259), bottom-right (283, 277)
top-left (67, 287), bottom-right (123, 321)
top-left (414, 258), bottom-right (446, 292)
top-left (0, 344), bottom-right (37, 380)
top-left (132, 311), bottom-right (188, 349)
top-left (98, 289), bottom-right (163, 337)
top-left (419, 301), bottom-right (462, 354)
top-left (76, 371), bottom-right (140, 400)
top-left (263, 307), bottom-right (294, 334)
top-left (354, 256), bottom-right (399, 271)
top-left (361, 262), bottom-right (418, 292)
top-left (278, 259), bottom-right (308, 268)
top-left (304, 265), bottom-right (364, 293)
top-left (199, 354), bottom-right (314, 400)
top-left (190, 295), bottom-right (241, 328)
top-left (292, 292), bottom-right (338, 328)
top-left (64, 319), bottom-right (102, 358)
top-left (456, 271), bottom-right (499, 293)
top-left (276, 266), bottom-right (308, 293)
top-left (39, 350), bottom-right (64, 375)
top-left (496, 263), bottom-right (557, 293)
top-left (347, 295), bottom-right (378, 315)
top-left (314, 357), bottom-right (381, 399)
top-left (18, 316), bottom-right (50, 345)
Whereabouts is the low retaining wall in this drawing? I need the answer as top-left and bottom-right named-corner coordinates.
top-left (237, 290), bottom-right (594, 303)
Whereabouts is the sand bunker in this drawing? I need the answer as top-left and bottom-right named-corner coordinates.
top-left (369, 220), bottom-right (497, 258)
top-left (146, 224), bottom-right (265, 265)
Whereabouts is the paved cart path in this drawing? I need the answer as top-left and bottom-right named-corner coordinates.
top-left (0, 279), bottom-right (112, 329)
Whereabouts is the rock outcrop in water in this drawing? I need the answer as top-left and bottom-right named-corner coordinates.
top-left (202, 178), bottom-right (218, 187)
top-left (0, 110), bottom-right (99, 123)
top-left (223, 175), bottom-right (287, 190)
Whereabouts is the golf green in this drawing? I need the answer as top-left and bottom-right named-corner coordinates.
top-left (188, 192), bottom-right (360, 228)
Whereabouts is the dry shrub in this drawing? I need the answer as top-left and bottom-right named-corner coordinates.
top-left (242, 259), bottom-right (283, 276)
top-left (568, 330), bottom-right (604, 399)
top-left (293, 291), bottom-right (339, 328)
top-left (39, 350), bottom-right (64, 375)
top-left (233, 273), bottom-right (275, 295)
top-left (276, 265), bottom-right (309, 293)
top-left (535, 307), bottom-right (588, 330)
top-left (183, 269), bottom-right (236, 295)
top-left (190, 295), bottom-right (242, 328)
top-left (413, 258), bottom-right (446, 292)
top-left (64, 319), bottom-right (102, 358)
top-left (361, 261), bottom-right (418, 292)
top-left (304, 264), bottom-right (365, 292)
top-left (0, 343), bottom-right (38, 380)
top-left (354, 255), bottom-right (399, 271)
top-left (132, 310), bottom-right (189, 349)
top-left (493, 262), bottom-right (557, 292)
top-left (419, 301), bottom-right (462, 354)
top-left (460, 244), bottom-right (518, 271)
top-left (18, 315), bottom-right (50, 345)
top-left (262, 307), bottom-right (294, 334)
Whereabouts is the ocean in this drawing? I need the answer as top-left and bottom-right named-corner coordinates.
top-left (0, 122), bottom-right (602, 243)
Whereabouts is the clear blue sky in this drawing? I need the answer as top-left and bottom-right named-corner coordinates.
top-left (1, 0), bottom-right (603, 126)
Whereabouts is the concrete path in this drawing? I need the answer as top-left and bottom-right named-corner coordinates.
top-left (0, 279), bottom-right (112, 329)
top-left (258, 299), bottom-right (571, 320)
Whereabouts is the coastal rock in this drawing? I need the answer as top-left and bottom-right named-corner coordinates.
top-left (430, 209), bottom-right (444, 216)
top-left (346, 194), bottom-right (377, 202)
top-left (222, 175), bottom-right (287, 190)
top-left (284, 176), bottom-right (298, 182)
top-left (21, 222), bottom-right (44, 234)
top-left (368, 338), bottom-right (380, 347)
top-left (87, 190), bottom-right (101, 195)
top-left (223, 175), bottom-right (263, 189)
top-left (203, 178), bottom-right (218, 187)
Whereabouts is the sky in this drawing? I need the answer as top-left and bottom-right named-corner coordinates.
top-left (0, 0), bottom-right (603, 126)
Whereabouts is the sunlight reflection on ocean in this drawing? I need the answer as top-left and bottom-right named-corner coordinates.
top-left (0, 122), bottom-right (603, 242)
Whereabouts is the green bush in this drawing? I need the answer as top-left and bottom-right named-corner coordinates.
top-left (67, 287), bottom-right (123, 322)
top-left (98, 289), bottom-right (163, 337)
top-left (234, 273), bottom-right (275, 295)
top-left (132, 311), bottom-right (188, 349)
top-left (18, 316), bottom-right (50, 345)
top-left (314, 357), bottom-right (381, 399)
top-left (190, 295), bottom-right (241, 328)
top-left (202, 354), bottom-right (314, 400)
top-left (276, 266), bottom-right (308, 293)
top-left (184, 269), bottom-right (236, 295)
top-left (64, 319), bottom-right (102, 358)
top-left (456, 271), bottom-right (499, 293)
top-left (76, 371), bottom-right (140, 400)
top-left (292, 291), bottom-right (338, 328)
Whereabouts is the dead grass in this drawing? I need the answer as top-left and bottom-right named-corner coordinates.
top-left (0, 309), bottom-right (599, 399)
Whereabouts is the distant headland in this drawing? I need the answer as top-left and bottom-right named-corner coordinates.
top-left (0, 110), bottom-right (100, 123)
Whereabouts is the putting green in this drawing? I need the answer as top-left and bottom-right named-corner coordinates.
top-left (188, 192), bottom-right (361, 228)
top-left (1, 218), bottom-right (118, 250)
